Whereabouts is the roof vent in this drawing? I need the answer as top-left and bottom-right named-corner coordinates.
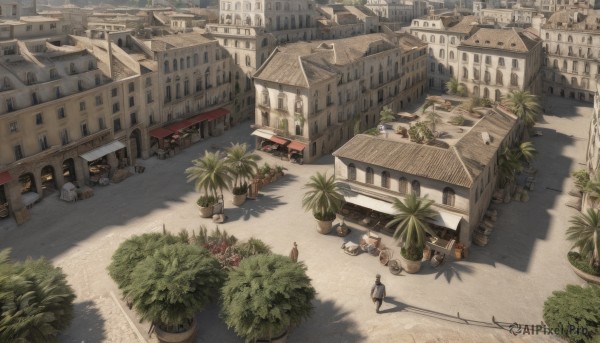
top-left (481, 132), bottom-right (491, 145)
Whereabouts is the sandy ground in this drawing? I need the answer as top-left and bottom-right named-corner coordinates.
top-left (0, 96), bottom-right (591, 343)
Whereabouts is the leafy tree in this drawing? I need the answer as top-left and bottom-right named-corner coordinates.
top-left (186, 151), bottom-right (232, 201)
top-left (445, 77), bottom-right (466, 96)
top-left (302, 172), bottom-right (345, 221)
top-left (379, 106), bottom-right (395, 124)
top-left (225, 143), bottom-right (260, 195)
top-left (567, 209), bottom-right (600, 272)
top-left (544, 284), bottom-right (600, 343)
top-left (221, 254), bottom-right (315, 342)
top-left (385, 194), bottom-right (437, 261)
top-left (502, 90), bottom-right (541, 128)
top-left (125, 243), bottom-right (224, 333)
top-left (0, 249), bottom-right (76, 343)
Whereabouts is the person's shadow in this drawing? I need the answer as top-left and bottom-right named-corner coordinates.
top-left (379, 296), bottom-right (406, 314)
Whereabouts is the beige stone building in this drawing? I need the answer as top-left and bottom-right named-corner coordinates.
top-left (541, 10), bottom-right (600, 102)
top-left (332, 106), bottom-right (523, 249)
top-left (252, 32), bottom-right (427, 163)
top-left (408, 14), bottom-right (480, 91)
top-left (457, 28), bottom-right (543, 100)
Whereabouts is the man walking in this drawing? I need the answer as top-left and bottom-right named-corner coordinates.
top-left (370, 274), bottom-right (386, 313)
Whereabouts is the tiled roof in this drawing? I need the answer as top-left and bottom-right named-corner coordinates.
top-left (460, 28), bottom-right (540, 53)
top-left (447, 15), bottom-right (480, 33)
top-left (147, 33), bottom-right (214, 51)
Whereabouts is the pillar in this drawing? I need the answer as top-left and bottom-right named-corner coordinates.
top-left (107, 152), bottom-right (118, 173)
top-left (53, 160), bottom-right (65, 189)
top-left (33, 168), bottom-right (43, 198)
top-left (75, 157), bottom-right (88, 187)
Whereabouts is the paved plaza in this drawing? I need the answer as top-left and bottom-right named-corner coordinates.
top-left (0, 97), bottom-right (592, 342)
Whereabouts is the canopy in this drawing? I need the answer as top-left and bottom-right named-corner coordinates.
top-left (429, 211), bottom-right (462, 230)
top-left (270, 136), bottom-right (289, 145)
top-left (0, 171), bottom-right (11, 186)
top-left (204, 107), bottom-right (229, 120)
top-left (80, 141), bottom-right (126, 162)
top-left (287, 141), bottom-right (306, 151)
top-left (166, 121), bottom-right (192, 132)
top-left (251, 129), bottom-right (276, 140)
top-left (149, 127), bottom-right (175, 139)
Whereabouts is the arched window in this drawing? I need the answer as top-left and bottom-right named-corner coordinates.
top-left (439, 49), bottom-right (445, 58)
top-left (421, 34), bottom-right (426, 41)
top-left (553, 59), bottom-right (558, 69)
top-left (545, 33), bottom-right (549, 39)
top-left (483, 87), bottom-right (489, 99)
top-left (366, 167), bottom-right (374, 184)
top-left (495, 89), bottom-right (502, 101)
top-left (398, 177), bottom-right (408, 194)
top-left (443, 187), bottom-right (455, 206)
top-left (348, 164), bottom-right (356, 181)
top-left (173, 59), bottom-right (178, 71)
top-left (411, 180), bottom-right (420, 196)
top-left (440, 36), bottom-right (445, 44)
top-left (430, 35), bottom-right (435, 43)
top-left (568, 35), bottom-right (573, 43)
top-left (381, 171), bottom-right (390, 188)
top-left (164, 60), bottom-right (169, 73)
top-left (462, 53), bottom-right (468, 62)
top-left (180, 58), bottom-right (184, 70)
top-left (510, 73), bottom-right (518, 86)
top-left (558, 33), bottom-right (562, 41)
top-left (496, 70), bottom-right (503, 85)
top-left (449, 51), bottom-right (455, 60)
top-left (450, 37), bottom-right (455, 45)
top-left (462, 67), bottom-right (468, 80)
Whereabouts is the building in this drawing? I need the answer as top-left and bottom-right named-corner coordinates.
top-left (316, 4), bottom-right (380, 39)
top-left (541, 10), bottom-right (600, 102)
top-left (366, 0), bottom-right (414, 23)
top-left (457, 28), bottom-right (543, 100)
top-left (585, 84), bottom-right (600, 210)
top-left (480, 7), bottom-right (538, 26)
top-left (332, 105), bottom-right (523, 249)
top-left (0, 0), bottom-right (37, 18)
top-left (252, 32), bottom-right (427, 163)
top-left (0, 33), bottom-right (158, 223)
top-left (408, 14), bottom-right (480, 91)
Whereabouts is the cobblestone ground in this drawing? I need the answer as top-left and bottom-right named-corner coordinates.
top-left (0, 96), bottom-right (591, 342)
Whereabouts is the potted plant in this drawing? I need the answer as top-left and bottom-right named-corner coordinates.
top-left (224, 143), bottom-right (260, 206)
top-left (125, 243), bottom-right (224, 343)
top-left (302, 172), bottom-right (345, 234)
top-left (566, 209), bottom-right (600, 283)
top-left (0, 249), bottom-right (76, 343)
top-left (275, 165), bottom-right (286, 178)
top-left (261, 163), bottom-right (273, 184)
top-left (186, 151), bottom-right (232, 218)
top-left (220, 254), bottom-right (315, 343)
top-left (385, 193), bottom-right (437, 274)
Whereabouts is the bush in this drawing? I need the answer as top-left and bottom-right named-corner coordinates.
top-left (363, 127), bottom-right (380, 136)
top-left (314, 211), bottom-right (336, 221)
top-left (572, 169), bottom-right (590, 192)
top-left (568, 252), bottom-right (600, 276)
top-left (221, 255), bottom-right (315, 342)
top-left (236, 238), bottom-right (272, 259)
top-left (197, 194), bottom-right (217, 207)
top-left (544, 284), bottom-right (600, 343)
top-left (401, 246), bottom-right (423, 261)
top-left (232, 182), bottom-right (248, 196)
top-left (448, 114), bottom-right (465, 126)
top-left (408, 122), bottom-right (434, 144)
top-left (0, 249), bottom-right (76, 342)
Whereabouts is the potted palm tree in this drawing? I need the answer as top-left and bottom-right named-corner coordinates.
top-left (0, 249), bottom-right (76, 343)
top-left (220, 254), bottom-right (315, 343)
top-left (302, 172), bottom-right (345, 234)
top-left (502, 90), bottom-right (541, 131)
top-left (186, 151), bottom-right (232, 218)
top-left (225, 143), bottom-right (260, 206)
top-left (385, 193), bottom-right (438, 274)
top-left (125, 243), bottom-right (224, 343)
top-left (445, 77), bottom-right (466, 97)
top-left (379, 106), bottom-right (395, 127)
top-left (567, 209), bottom-right (600, 283)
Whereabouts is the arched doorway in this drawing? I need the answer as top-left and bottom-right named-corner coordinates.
top-left (129, 129), bottom-right (142, 166)
top-left (63, 158), bottom-right (76, 183)
top-left (19, 173), bottom-right (37, 194)
top-left (117, 38), bottom-right (123, 47)
top-left (548, 87), bottom-right (554, 94)
top-left (40, 165), bottom-right (57, 193)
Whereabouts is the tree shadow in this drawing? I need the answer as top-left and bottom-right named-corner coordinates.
top-left (195, 302), bottom-right (241, 342)
top-left (258, 173), bottom-right (298, 192)
top-left (225, 195), bottom-right (287, 222)
top-left (418, 260), bottom-right (476, 283)
top-left (291, 298), bottom-right (366, 343)
top-left (60, 300), bottom-right (106, 343)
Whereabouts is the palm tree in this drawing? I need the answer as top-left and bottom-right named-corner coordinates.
top-left (502, 90), bottom-right (541, 128)
top-left (220, 254), bottom-right (315, 342)
top-left (379, 106), bottom-right (395, 124)
top-left (567, 209), bottom-right (600, 272)
top-left (446, 77), bottom-right (460, 95)
top-left (515, 141), bottom-right (537, 163)
top-left (225, 143), bottom-right (260, 194)
top-left (0, 249), bottom-right (76, 343)
top-left (422, 103), bottom-right (440, 133)
top-left (186, 151), bottom-right (232, 200)
top-left (497, 147), bottom-right (523, 187)
top-left (302, 172), bottom-right (344, 222)
top-left (385, 193), bottom-right (437, 261)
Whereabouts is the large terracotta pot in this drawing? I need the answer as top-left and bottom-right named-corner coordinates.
top-left (316, 219), bottom-right (334, 234)
top-left (399, 253), bottom-right (422, 274)
top-left (232, 193), bottom-right (246, 206)
top-left (256, 330), bottom-right (288, 343)
top-left (198, 204), bottom-right (214, 218)
top-left (154, 319), bottom-right (198, 343)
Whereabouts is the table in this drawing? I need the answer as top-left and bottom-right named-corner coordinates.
top-left (21, 192), bottom-right (40, 209)
top-left (426, 237), bottom-right (456, 255)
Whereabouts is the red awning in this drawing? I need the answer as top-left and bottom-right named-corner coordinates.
top-left (187, 113), bottom-right (208, 125)
top-left (0, 171), bottom-right (11, 186)
top-left (270, 136), bottom-right (289, 145)
top-left (287, 141), bottom-right (306, 151)
top-left (205, 107), bottom-right (230, 120)
top-left (149, 127), bottom-right (175, 139)
top-left (166, 120), bottom-right (192, 132)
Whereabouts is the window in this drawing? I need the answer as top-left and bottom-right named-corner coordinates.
top-left (443, 187), bottom-right (455, 206)
top-left (496, 70), bottom-right (503, 85)
top-left (60, 129), bottom-right (69, 145)
top-left (173, 59), bottom-right (178, 71)
top-left (129, 96), bottom-right (135, 107)
top-left (128, 82), bottom-right (135, 93)
top-left (8, 121), bottom-right (17, 133)
top-left (510, 73), bottom-right (518, 86)
top-left (498, 58), bottom-right (505, 67)
top-left (146, 91), bottom-right (153, 103)
top-left (164, 60), bottom-right (170, 73)
top-left (39, 134), bottom-right (49, 151)
top-left (485, 56), bottom-right (491, 65)
top-left (130, 112), bottom-right (137, 126)
top-left (474, 54), bottom-right (479, 63)
top-left (449, 51), bottom-right (455, 60)
top-left (13, 144), bottom-right (23, 160)
top-left (365, 167), bottom-right (374, 184)
top-left (6, 98), bottom-right (13, 112)
top-left (113, 118), bottom-right (122, 132)
top-left (98, 117), bottom-right (105, 130)
top-left (462, 67), bottom-right (468, 80)
top-left (111, 88), bottom-right (118, 97)
top-left (57, 107), bottom-right (65, 119)
top-left (348, 164), bottom-right (356, 181)
top-left (35, 113), bottom-right (43, 125)
top-left (112, 102), bottom-right (120, 113)
top-left (204, 52), bottom-right (209, 63)
top-left (95, 95), bottom-right (103, 106)
top-left (381, 171), bottom-right (390, 188)
top-left (411, 180), bottom-right (420, 196)
top-left (79, 101), bottom-right (86, 111)
top-left (81, 122), bottom-right (89, 137)
top-left (145, 77), bottom-right (152, 87)
top-left (398, 177), bottom-right (407, 194)
top-left (430, 35), bottom-right (435, 43)
top-left (462, 53), bottom-right (468, 62)
top-left (50, 68), bottom-right (58, 79)
top-left (512, 59), bottom-right (518, 68)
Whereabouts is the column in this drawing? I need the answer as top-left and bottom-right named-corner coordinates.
top-left (107, 152), bottom-right (118, 174)
top-left (75, 158), bottom-right (88, 186)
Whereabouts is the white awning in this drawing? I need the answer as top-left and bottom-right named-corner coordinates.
top-left (429, 211), bottom-right (462, 230)
top-left (80, 141), bottom-right (126, 162)
top-left (251, 129), bottom-right (276, 140)
top-left (343, 193), bottom-right (396, 216)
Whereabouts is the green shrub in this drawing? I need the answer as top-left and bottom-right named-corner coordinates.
top-left (408, 122), bottom-right (434, 144)
top-left (363, 127), bottom-right (380, 136)
top-left (232, 182), bottom-right (248, 196)
top-left (544, 284), bottom-right (600, 343)
top-left (568, 252), bottom-right (600, 276)
top-left (220, 254), bottom-right (315, 342)
top-left (196, 194), bottom-right (217, 207)
top-left (448, 114), bottom-right (465, 126)
top-left (572, 169), bottom-right (590, 192)
top-left (236, 238), bottom-right (272, 259)
top-left (401, 246), bottom-right (423, 261)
